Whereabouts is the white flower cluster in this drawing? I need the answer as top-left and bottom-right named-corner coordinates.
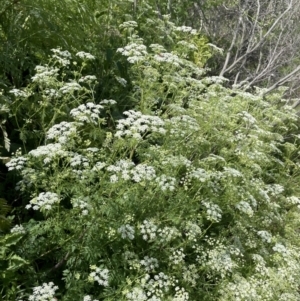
top-left (184, 222), bottom-right (202, 241)
top-left (26, 192), bottom-right (60, 211)
top-left (155, 175), bottom-right (176, 192)
top-left (31, 66), bottom-right (59, 84)
top-left (140, 256), bottom-right (159, 272)
top-left (149, 44), bottom-right (166, 53)
top-left (140, 273), bottom-right (171, 300)
top-left (51, 48), bottom-right (71, 66)
top-left (161, 155), bottom-right (191, 168)
top-left (10, 224), bottom-right (26, 234)
top-left (115, 110), bottom-right (165, 139)
top-left (100, 99), bottom-right (117, 106)
top-left (266, 184), bottom-right (284, 196)
top-left (185, 168), bottom-right (209, 183)
top-left (119, 21), bottom-right (138, 29)
top-left (78, 75), bottom-right (97, 83)
top-left (169, 248), bottom-right (185, 265)
top-left (44, 88), bottom-right (60, 98)
top-left (223, 167), bottom-right (243, 178)
top-left (118, 224), bottom-right (135, 240)
top-left (286, 196), bottom-right (300, 209)
top-left (140, 220), bottom-right (158, 241)
top-left (235, 201), bottom-right (254, 217)
top-left (257, 230), bottom-right (272, 243)
top-left (15, 167), bottom-right (36, 191)
top-left (6, 156), bottom-right (27, 171)
top-left (177, 40), bottom-right (197, 50)
top-left (28, 282), bottom-right (58, 301)
top-left (72, 197), bottom-right (90, 215)
top-left (168, 115), bottom-right (199, 137)
top-left (198, 241), bottom-right (236, 278)
top-left (70, 102), bottom-right (103, 124)
top-left (153, 52), bottom-right (182, 67)
top-left (182, 264), bottom-right (199, 287)
top-left (89, 266), bottom-right (109, 286)
top-left (175, 26), bottom-right (197, 35)
top-left (220, 276), bottom-right (261, 301)
top-left (237, 111), bottom-right (257, 126)
top-left (76, 51), bottom-right (95, 60)
top-left (59, 82), bottom-right (82, 94)
top-left (117, 42), bottom-right (147, 64)
top-left (107, 160), bottom-right (135, 182)
top-left (9, 88), bottom-right (30, 98)
top-left (172, 287), bottom-right (189, 301)
top-left (70, 154), bottom-right (89, 168)
top-left (201, 201), bottom-right (222, 222)
top-left (107, 160), bottom-right (156, 183)
top-left (272, 243), bottom-right (288, 255)
top-left (83, 295), bottom-right (99, 301)
top-left (29, 143), bottom-right (68, 164)
top-left (46, 121), bottom-right (78, 144)
top-left (126, 287), bottom-right (147, 301)
top-left (158, 226), bottom-right (181, 243)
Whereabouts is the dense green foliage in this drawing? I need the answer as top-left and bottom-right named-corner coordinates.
top-left (1, 1), bottom-right (300, 300)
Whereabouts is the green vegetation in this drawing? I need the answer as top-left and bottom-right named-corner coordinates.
top-left (1, 1), bottom-right (300, 300)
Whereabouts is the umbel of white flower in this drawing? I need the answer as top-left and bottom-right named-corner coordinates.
top-left (28, 282), bottom-right (58, 301)
top-left (88, 265), bottom-right (109, 286)
top-left (26, 192), bottom-right (60, 211)
top-left (115, 110), bottom-right (166, 139)
top-left (70, 102), bottom-right (103, 124)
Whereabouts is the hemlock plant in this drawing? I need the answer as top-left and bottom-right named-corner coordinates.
top-left (3, 20), bottom-right (300, 301)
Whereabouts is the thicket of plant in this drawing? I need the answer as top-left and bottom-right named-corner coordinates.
top-left (1, 1), bottom-right (300, 300)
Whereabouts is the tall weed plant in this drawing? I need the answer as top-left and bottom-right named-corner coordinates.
top-left (2, 17), bottom-right (300, 301)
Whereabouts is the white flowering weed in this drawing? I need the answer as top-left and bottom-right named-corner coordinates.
top-left (26, 192), bottom-right (60, 211)
top-left (28, 282), bottom-right (58, 301)
top-left (70, 102), bottom-right (103, 124)
top-left (6, 18), bottom-right (300, 301)
top-left (10, 224), bottom-right (26, 234)
top-left (88, 265), bottom-right (109, 286)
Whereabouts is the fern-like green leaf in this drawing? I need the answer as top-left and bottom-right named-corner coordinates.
top-left (0, 198), bottom-right (11, 232)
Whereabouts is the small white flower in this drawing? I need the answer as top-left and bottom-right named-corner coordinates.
top-left (59, 82), bottom-right (82, 94)
top-left (273, 243), bottom-right (288, 255)
top-left (153, 52), bottom-right (182, 67)
top-left (140, 256), bottom-right (159, 272)
top-left (119, 21), bottom-right (138, 29)
top-left (89, 266), bottom-right (109, 286)
top-left (169, 248), bottom-right (185, 265)
top-left (83, 296), bottom-right (99, 301)
top-left (117, 42), bottom-right (147, 64)
top-left (9, 89), bottom-right (30, 98)
top-left (70, 103), bottom-right (103, 124)
top-left (28, 282), bottom-right (58, 301)
top-left (175, 26), bottom-right (197, 35)
top-left (202, 201), bottom-right (222, 222)
top-left (6, 156), bottom-right (27, 171)
top-left (76, 51), bottom-right (95, 60)
top-left (26, 192), bottom-right (60, 211)
top-left (10, 224), bottom-right (26, 234)
top-left (140, 220), bottom-right (157, 241)
top-left (156, 175), bottom-right (176, 191)
top-left (46, 121), bottom-right (78, 144)
top-left (79, 75), bottom-right (97, 83)
top-left (257, 230), bottom-right (272, 243)
top-left (236, 201), bottom-right (254, 217)
top-left (118, 224), bottom-right (135, 240)
top-left (100, 99), bottom-right (117, 105)
top-left (31, 66), bottom-right (59, 84)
